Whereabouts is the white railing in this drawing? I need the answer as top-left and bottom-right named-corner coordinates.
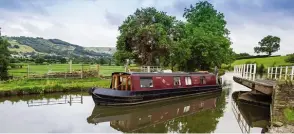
top-left (234, 64), bottom-right (257, 81)
top-left (267, 66), bottom-right (294, 80)
top-left (141, 66), bottom-right (162, 72)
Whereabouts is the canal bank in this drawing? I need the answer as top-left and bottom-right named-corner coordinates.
top-left (0, 78), bottom-right (110, 97)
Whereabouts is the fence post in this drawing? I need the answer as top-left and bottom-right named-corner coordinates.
top-left (81, 64), bottom-right (83, 79)
top-left (249, 64), bottom-right (253, 80)
top-left (27, 64), bottom-right (29, 79)
top-left (271, 67), bottom-right (273, 79)
top-left (285, 66), bottom-right (288, 80)
top-left (246, 64), bottom-right (249, 79)
top-left (147, 66), bottom-right (150, 73)
top-left (279, 67), bottom-right (283, 80)
top-left (275, 67), bottom-right (278, 79)
top-left (291, 66), bottom-right (294, 81)
top-left (97, 64), bottom-right (100, 77)
top-left (253, 64), bottom-right (256, 81)
top-left (267, 67), bottom-right (270, 79)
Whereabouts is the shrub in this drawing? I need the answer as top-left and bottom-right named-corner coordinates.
top-left (285, 53), bottom-right (294, 63)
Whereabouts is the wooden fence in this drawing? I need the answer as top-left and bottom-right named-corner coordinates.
top-left (27, 64), bottom-right (100, 79)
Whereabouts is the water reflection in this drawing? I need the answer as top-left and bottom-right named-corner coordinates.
top-left (0, 73), bottom-right (271, 133)
top-left (0, 92), bottom-right (85, 107)
top-left (232, 91), bottom-right (270, 133)
top-left (87, 91), bottom-right (226, 133)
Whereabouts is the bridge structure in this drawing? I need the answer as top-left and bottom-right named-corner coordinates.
top-left (233, 64), bottom-right (294, 96)
top-left (233, 64), bottom-right (294, 132)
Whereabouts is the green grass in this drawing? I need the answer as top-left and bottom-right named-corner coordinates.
top-left (231, 56), bottom-right (293, 68)
top-left (284, 108), bottom-right (294, 121)
top-left (8, 64), bottom-right (125, 77)
top-left (0, 78), bottom-right (111, 93)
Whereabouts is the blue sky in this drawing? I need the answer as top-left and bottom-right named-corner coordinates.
top-left (0, 0), bottom-right (293, 55)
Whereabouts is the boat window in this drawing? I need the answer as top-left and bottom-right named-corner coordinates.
top-left (200, 76), bottom-right (206, 84)
top-left (185, 76), bottom-right (192, 85)
top-left (174, 77), bottom-right (181, 86)
top-left (140, 77), bottom-right (153, 88)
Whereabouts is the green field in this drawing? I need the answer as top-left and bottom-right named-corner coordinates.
top-left (9, 64), bottom-right (125, 77)
top-left (231, 56), bottom-right (293, 68)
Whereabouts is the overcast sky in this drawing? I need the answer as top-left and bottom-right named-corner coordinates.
top-left (0, 0), bottom-right (293, 55)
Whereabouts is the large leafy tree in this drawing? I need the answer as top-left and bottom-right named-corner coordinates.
top-left (254, 35), bottom-right (280, 56)
top-left (0, 37), bottom-right (10, 80)
top-left (114, 7), bottom-right (178, 66)
top-left (183, 1), bottom-right (233, 71)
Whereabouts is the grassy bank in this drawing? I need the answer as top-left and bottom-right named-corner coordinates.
top-left (0, 78), bottom-right (111, 97)
top-left (232, 56), bottom-right (292, 68)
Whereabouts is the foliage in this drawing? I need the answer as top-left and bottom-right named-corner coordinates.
top-left (35, 57), bottom-right (45, 64)
top-left (0, 37), bottom-right (11, 80)
top-left (254, 35), bottom-right (280, 56)
top-left (235, 55), bottom-right (280, 60)
top-left (285, 53), bottom-right (294, 63)
top-left (284, 108), bottom-right (294, 121)
top-left (115, 7), bottom-right (178, 66)
top-left (99, 58), bottom-right (107, 65)
top-left (114, 1), bottom-right (234, 71)
top-left (13, 45), bottom-right (19, 48)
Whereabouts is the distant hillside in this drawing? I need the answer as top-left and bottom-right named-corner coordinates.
top-left (6, 36), bottom-right (114, 58)
top-left (85, 47), bottom-right (116, 54)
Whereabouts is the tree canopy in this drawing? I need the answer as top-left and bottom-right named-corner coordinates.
top-left (0, 37), bottom-right (10, 80)
top-left (114, 1), bottom-right (234, 71)
top-left (254, 35), bottom-right (280, 56)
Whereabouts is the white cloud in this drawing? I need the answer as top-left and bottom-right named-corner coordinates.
top-left (0, 0), bottom-right (293, 55)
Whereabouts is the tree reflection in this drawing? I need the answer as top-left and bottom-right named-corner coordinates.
top-left (133, 90), bottom-right (226, 133)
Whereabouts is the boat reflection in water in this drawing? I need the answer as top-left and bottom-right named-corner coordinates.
top-left (232, 91), bottom-right (270, 133)
top-left (87, 90), bottom-right (226, 133)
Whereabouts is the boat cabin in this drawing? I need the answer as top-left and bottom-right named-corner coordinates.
top-left (110, 72), bottom-right (217, 91)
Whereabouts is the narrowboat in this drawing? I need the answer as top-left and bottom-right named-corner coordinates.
top-left (89, 71), bottom-right (222, 106)
top-left (87, 91), bottom-right (222, 132)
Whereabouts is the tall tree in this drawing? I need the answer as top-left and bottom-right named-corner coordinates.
top-left (183, 1), bottom-right (233, 70)
top-left (115, 7), bottom-right (177, 66)
top-left (0, 37), bottom-right (10, 80)
top-left (254, 35), bottom-right (280, 56)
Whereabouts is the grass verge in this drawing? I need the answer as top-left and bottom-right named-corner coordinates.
top-left (0, 78), bottom-right (111, 97)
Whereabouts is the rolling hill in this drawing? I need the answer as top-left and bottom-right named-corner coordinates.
top-left (6, 36), bottom-right (116, 58)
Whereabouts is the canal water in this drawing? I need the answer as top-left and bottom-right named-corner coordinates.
top-left (0, 72), bottom-right (269, 133)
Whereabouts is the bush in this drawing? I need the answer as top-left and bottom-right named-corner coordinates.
top-left (13, 45), bottom-right (20, 48)
top-left (285, 54), bottom-right (294, 63)
top-left (257, 64), bottom-right (265, 74)
top-left (236, 55), bottom-right (281, 60)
